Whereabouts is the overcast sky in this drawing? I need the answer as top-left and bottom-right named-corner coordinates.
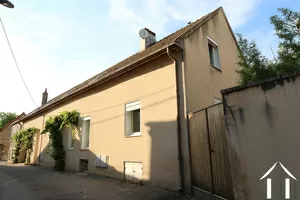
top-left (0, 0), bottom-right (299, 115)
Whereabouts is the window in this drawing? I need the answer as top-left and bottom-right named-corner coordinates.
top-left (208, 37), bottom-right (220, 69)
top-left (125, 101), bottom-right (141, 137)
top-left (68, 128), bottom-right (74, 150)
top-left (79, 159), bottom-right (88, 172)
top-left (81, 117), bottom-right (90, 149)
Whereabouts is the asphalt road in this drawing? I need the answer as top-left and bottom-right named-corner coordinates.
top-left (0, 161), bottom-right (189, 200)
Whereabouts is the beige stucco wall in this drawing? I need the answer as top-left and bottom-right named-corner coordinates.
top-left (23, 56), bottom-right (180, 190)
top-left (184, 10), bottom-right (239, 113)
top-left (223, 75), bottom-right (300, 199)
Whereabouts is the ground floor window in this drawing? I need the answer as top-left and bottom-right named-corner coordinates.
top-left (79, 159), bottom-right (88, 172)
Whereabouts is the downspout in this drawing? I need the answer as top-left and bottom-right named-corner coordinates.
top-left (167, 44), bottom-right (184, 192)
top-left (38, 114), bottom-right (45, 165)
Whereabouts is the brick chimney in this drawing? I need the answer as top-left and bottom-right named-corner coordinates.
top-left (41, 88), bottom-right (48, 106)
top-left (140, 28), bottom-right (156, 51)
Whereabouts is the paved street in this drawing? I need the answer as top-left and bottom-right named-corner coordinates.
top-left (0, 161), bottom-right (189, 200)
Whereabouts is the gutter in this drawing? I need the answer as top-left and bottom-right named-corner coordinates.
top-left (167, 44), bottom-right (184, 192)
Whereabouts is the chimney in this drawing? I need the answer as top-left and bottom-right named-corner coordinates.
top-left (139, 28), bottom-right (156, 51)
top-left (41, 88), bottom-right (48, 106)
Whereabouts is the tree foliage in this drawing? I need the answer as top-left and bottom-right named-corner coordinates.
top-left (237, 8), bottom-right (300, 85)
top-left (12, 127), bottom-right (37, 164)
top-left (42, 110), bottom-right (79, 171)
top-left (0, 112), bottom-right (17, 130)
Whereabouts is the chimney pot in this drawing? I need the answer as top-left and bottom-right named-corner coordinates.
top-left (41, 88), bottom-right (48, 106)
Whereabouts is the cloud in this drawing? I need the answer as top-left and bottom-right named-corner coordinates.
top-left (0, 0), bottom-right (264, 115)
top-left (107, 0), bottom-right (263, 36)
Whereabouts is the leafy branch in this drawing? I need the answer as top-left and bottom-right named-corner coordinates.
top-left (12, 127), bottom-right (38, 164)
top-left (42, 110), bottom-right (79, 171)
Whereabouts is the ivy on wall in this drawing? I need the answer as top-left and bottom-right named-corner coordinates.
top-left (42, 110), bottom-right (79, 171)
top-left (12, 127), bottom-right (38, 164)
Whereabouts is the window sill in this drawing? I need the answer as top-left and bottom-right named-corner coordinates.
top-left (125, 132), bottom-right (142, 138)
top-left (210, 64), bottom-right (222, 72)
top-left (80, 148), bottom-right (90, 151)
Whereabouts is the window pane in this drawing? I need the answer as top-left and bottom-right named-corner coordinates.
top-left (213, 47), bottom-right (220, 68)
top-left (83, 119), bottom-right (90, 148)
top-left (125, 111), bottom-right (132, 136)
top-left (69, 129), bottom-right (74, 148)
top-left (208, 44), bottom-right (214, 65)
top-left (132, 109), bottom-right (140, 132)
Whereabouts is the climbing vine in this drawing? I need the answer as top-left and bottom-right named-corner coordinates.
top-left (42, 110), bottom-right (79, 171)
top-left (12, 127), bottom-right (38, 164)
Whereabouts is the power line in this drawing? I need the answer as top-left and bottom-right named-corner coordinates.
top-left (0, 16), bottom-right (38, 107)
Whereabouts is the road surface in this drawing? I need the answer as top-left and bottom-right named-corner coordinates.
top-left (0, 161), bottom-right (188, 200)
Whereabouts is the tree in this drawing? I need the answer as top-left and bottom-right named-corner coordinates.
top-left (270, 8), bottom-right (300, 74)
top-left (11, 127), bottom-right (37, 164)
top-left (0, 112), bottom-right (17, 130)
top-left (236, 8), bottom-right (300, 85)
top-left (236, 34), bottom-right (277, 85)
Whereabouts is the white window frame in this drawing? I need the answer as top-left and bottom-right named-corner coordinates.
top-left (207, 36), bottom-right (221, 70)
top-left (81, 116), bottom-right (91, 149)
top-left (125, 101), bottom-right (141, 137)
top-left (68, 128), bottom-right (74, 150)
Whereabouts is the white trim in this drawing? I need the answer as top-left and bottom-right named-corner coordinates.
top-left (207, 38), bottom-right (221, 69)
top-left (81, 117), bottom-right (91, 149)
top-left (207, 36), bottom-right (218, 46)
top-left (126, 101), bottom-right (141, 112)
top-left (125, 101), bottom-right (141, 137)
top-left (127, 132), bottom-right (141, 137)
top-left (126, 101), bottom-right (140, 108)
top-left (83, 116), bottom-right (91, 120)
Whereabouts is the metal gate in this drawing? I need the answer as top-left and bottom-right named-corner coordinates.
top-left (188, 103), bottom-right (233, 199)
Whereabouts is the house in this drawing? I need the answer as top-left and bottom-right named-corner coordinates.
top-left (0, 112), bottom-right (26, 161)
top-left (15, 7), bottom-right (239, 192)
top-left (7, 113), bottom-right (27, 163)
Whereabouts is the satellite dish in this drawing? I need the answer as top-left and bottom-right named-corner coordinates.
top-left (0, 0), bottom-right (14, 8)
top-left (139, 29), bottom-right (149, 39)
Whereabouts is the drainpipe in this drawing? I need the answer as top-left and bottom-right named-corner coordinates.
top-left (167, 44), bottom-right (184, 192)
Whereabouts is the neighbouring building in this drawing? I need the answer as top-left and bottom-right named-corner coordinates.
top-left (15, 7), bottom-right (239, 193)
top-left (222, 72), bottom-right (300, 200)
top-left (0, 112), bottom-right (26, 161)
top-left (7, 114), bottom-right (27, 163)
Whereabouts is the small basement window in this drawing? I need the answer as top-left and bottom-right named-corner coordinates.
top-left (79, 159), bottom-right (88, 172)
top-left (125, 101), bottom-right (141, 137)
top-left (208, 37), bottom-right (221, 70)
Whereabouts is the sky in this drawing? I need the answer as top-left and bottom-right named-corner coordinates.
top-left (0, 0), bottom-right (299, 115)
